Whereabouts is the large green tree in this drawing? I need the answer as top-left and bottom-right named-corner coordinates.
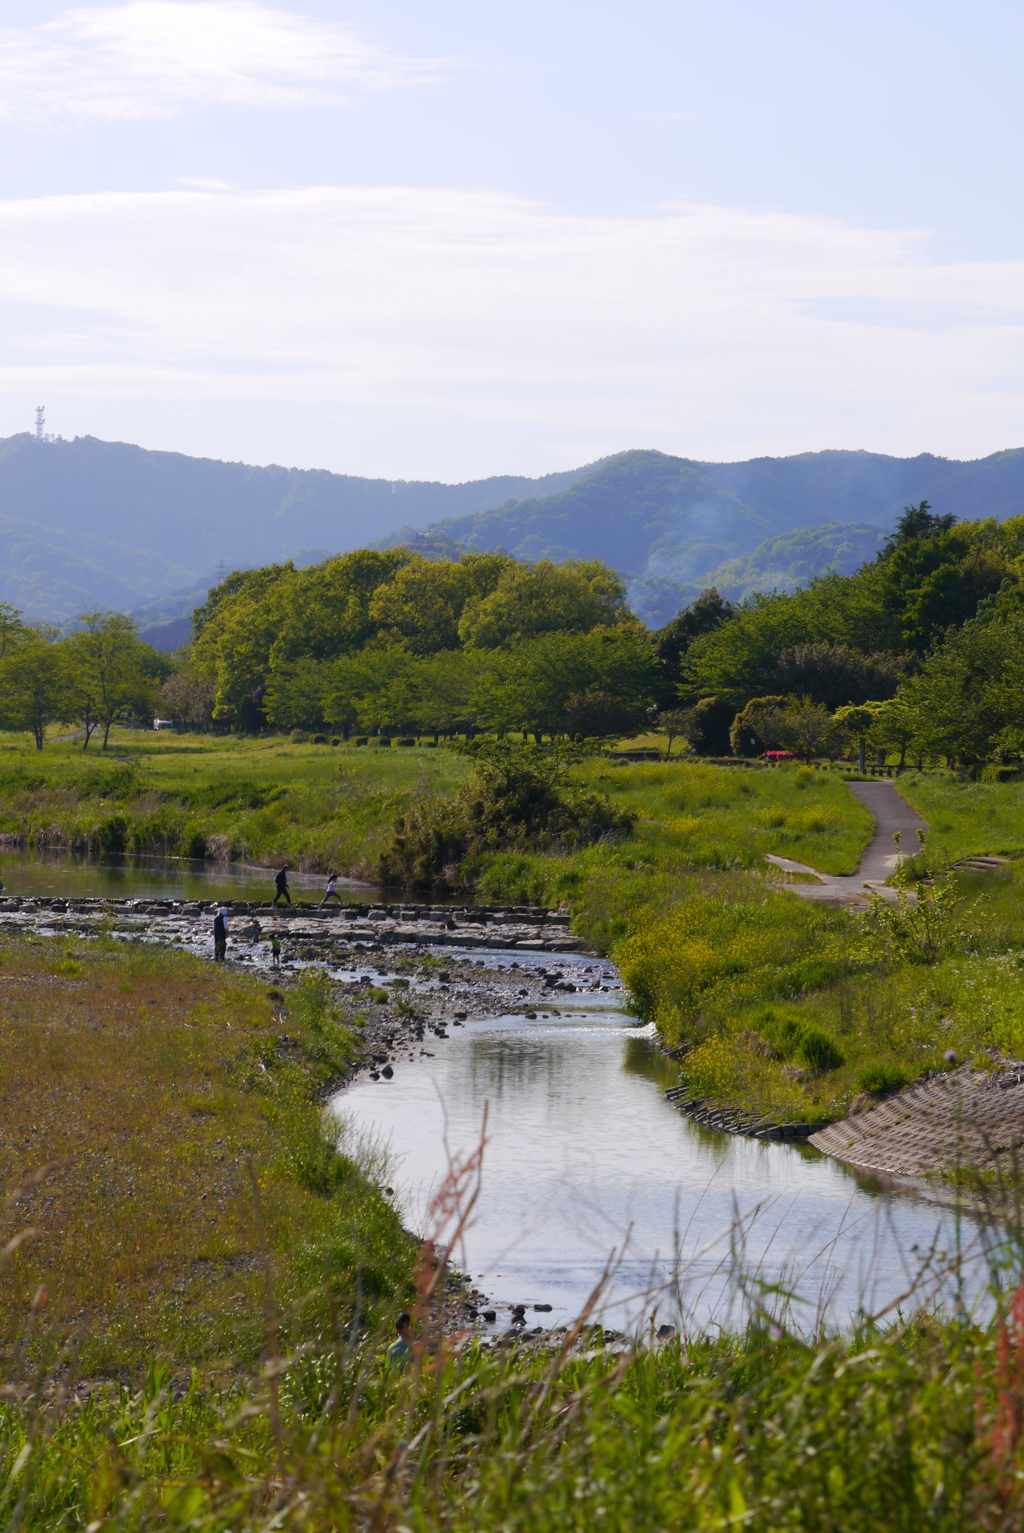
top-left (474, 626), bottom-right (656, 738)
top-left (65, 612), bottom-right (162, 749)
top-left (457, 559), bottom-right (628, 648)
top-left (0, 629), bottom-right (71, 749)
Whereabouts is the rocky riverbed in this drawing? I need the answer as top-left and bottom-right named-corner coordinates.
top-left (0, 889), bottom-right (622, 1089)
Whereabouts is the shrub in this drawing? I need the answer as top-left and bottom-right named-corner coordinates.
top-left (290, 729), bottom-right (308, 743)
top-left (798, 1028), bottom-right (844, 1072)
top-left (397, 738), bottom-right (416, 747)
top-left (94, 814), bottom-right (129, 856)
top-left (377, 741), bottom-right (634, 892)
top-left (311, 734), bottom-right (328, 745)
top-left (375, 737), bottom-right (392, 748)
top-left (354, 737), bottom-right (368, 746)
top-left (329, 737), bottom-right (341, 746)
top-left (854, 1062), bottom-right (911, 1096)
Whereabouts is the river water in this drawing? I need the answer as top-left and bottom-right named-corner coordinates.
top-left (331, 983), bottom-right (988, 1335)
top-left (0, 849), bottom-right (381, 903)
top-left (1, 849), bottom-right (988, 1332)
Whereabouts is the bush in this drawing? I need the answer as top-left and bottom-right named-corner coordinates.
top-left (377, 741), bottom-right (634, 892)
top-left (375, 737), bottom-right (392, 748)
top-left (290, 729), bottom-right (308, 743)
top-left (354, 737), bottom-right (368, 746)
top-left (854, 1062), bottom-right (911, 1096)
top-left (798, 1028), bottom-right (844, 1072)
top-left (397, 737), bottom-right (416, 747)
top-left (311, 734), bottom-right (328, 745)
top-left (329, 737), bottom-right (341, 746)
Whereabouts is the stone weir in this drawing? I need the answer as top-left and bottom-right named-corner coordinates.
top-left (0, 896), bottom-right (588, 954)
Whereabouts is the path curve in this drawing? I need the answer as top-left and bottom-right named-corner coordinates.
top-left (765, 780), bottom-right (928, 908)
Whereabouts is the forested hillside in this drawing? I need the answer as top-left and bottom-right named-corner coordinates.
top-left (0, 433), bottom-right (601, 621)
top-left (8, 431), bottom-right (1024, 627)
top-left (394, 447), bottom-right (1024, 622)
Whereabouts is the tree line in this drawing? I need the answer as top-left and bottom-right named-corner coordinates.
top-left (653, 501), bottom-right (1024, 771)
top-left (0, 609), bottom-right (167, 750)
top-left (6, 499), bottom-right (1024, 766)
top-left (172, 551), bottom-right (658, 740)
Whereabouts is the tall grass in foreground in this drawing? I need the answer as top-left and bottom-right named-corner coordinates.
top-left (6, 1153), bottom-right (1024, 1530)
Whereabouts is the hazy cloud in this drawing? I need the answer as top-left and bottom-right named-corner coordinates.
top-left (0, 1), bottom-right (441, 124)
top-left (0, 186), bottom-right (1023, 474)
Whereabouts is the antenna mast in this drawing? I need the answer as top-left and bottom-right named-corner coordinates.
top-left (34, 406), bottom-right (45, 441)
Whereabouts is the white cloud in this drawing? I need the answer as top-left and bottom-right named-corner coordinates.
top-left (0, 185), bottom-right (1023, 474)
top-left (0, 1), bottom-right (441, 124)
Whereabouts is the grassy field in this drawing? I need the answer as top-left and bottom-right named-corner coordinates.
top-left (0, 731), bottom-right (470, 875)
top-left (467, 760), bottom-right (1024, 1124)
top-left (5, 751), bottom-right (1024, 1523)
top-left (0, 732), bottom-right (871, 884)
top-left (0, 933), bottom-right (1021, 1532)
top-left (6, 1272), bottom-right (1024, 1531)
top-left (0, 934), bottom-right (412, 1378)
top-left (898, 770), bottom-right (1024, 867)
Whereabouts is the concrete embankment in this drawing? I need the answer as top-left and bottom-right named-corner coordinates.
top-left (663, 1059), bottom-right (1024, 1185)
top-left (663, 1084), bottom-right (829, 1142)
top-left (809, 1060), bottom-right (1024, 1178)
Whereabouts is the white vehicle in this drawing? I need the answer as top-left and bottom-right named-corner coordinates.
top-left (152, 718), bottom-right (177, 731)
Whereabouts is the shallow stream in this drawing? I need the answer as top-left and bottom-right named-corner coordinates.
top-left (0, 849), bottom-right (380, 903)
top-left (332, 980), bottom-right (985, 1334)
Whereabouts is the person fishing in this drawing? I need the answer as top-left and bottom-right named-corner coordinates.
top-left (320, 872), bottom-right (342, 907)
top-left (273, 865), bottom-right (291, 906)
top-left (213, 906), bottom-right (228, 962)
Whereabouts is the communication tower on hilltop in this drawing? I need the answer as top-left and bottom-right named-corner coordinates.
top-left (32, 407), bottom-right (57, 444)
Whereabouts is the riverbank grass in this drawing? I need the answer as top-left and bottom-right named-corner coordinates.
top-left (0, 931), bottom-right (412, 1377)
top-left (0, 731), bottom-right (470, 876)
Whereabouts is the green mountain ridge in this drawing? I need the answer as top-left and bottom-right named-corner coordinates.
top-left (0, 433), bottom-right (604, 622)
top-left (385, 447), bottom-right (1024, 623)
top-left (4, 434), bottom-right (1024, 629)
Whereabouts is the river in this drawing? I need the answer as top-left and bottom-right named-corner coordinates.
top-left (0, 848), bottom-right (381, 903)
top-left (0, 849), bottom-right (988, 1333)
top-left (331, 973), bottom-right (987, 1335)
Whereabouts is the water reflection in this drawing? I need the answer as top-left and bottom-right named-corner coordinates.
top-left (0, 849), bottom-right (380, 903)
top-left (332, 1008), bottom-right (985, 1332)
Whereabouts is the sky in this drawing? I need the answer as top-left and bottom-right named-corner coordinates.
top-left (0, 0), bottom-right (1023, 480)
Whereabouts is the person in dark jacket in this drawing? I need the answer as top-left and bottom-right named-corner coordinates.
top-left (273, 866), bottom-right (291, 905)
top-left (213, 906), bottom-right (228, 961)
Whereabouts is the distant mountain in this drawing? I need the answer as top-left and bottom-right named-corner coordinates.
top-left (622, 525), bottom-right (886, 626)
top-left (0, 432), bottom-right (604, 622)
top-left (386, 447), bottom-right (1024, 622)
top-left (6, 432), bottom-right (1024, 629)
top-left (705, 523), bottom-right (887, 601)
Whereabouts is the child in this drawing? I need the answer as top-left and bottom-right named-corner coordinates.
top-left (271, 934), bottom-right (281, 969)
top-left (320, 872), bottom-right (342, 907)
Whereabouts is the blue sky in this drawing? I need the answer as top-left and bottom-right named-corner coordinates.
top-left (0, 0), bottom-right (1022, 478)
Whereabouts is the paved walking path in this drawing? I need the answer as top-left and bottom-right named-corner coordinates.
top-left (765, 780), bottom-right (928, 908)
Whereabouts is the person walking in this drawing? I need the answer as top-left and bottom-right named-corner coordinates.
top-left (271, 934), bottom-right (281, 969)
top-left (273, 865), bottom-right (291, 906)
top-left (213, 906), bottom-right (228, 962)
top-left (319, 872), bottom-right (342, 907)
